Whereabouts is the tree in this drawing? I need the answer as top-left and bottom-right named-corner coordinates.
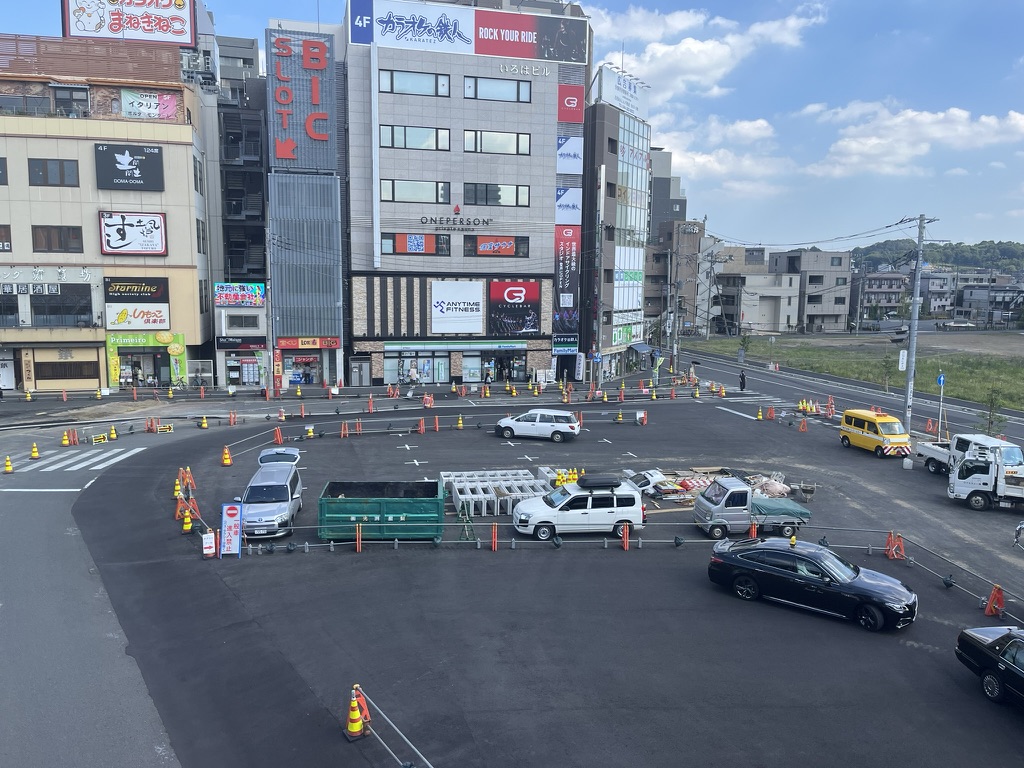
top-left (974, 388), bottom-right (1008, 436)
top-left (880, 351), bottom-right (896, 393)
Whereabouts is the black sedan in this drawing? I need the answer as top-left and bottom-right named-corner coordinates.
top-left (707, 538), bottom-right (918, 631)
top-left (955, 626), bottom-right (1024, 704)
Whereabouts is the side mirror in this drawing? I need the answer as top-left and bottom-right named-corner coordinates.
top-left (233, 496), bottom-right (242, 502)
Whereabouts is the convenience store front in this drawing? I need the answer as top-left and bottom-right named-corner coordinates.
top-left (105, 331), bottom-right (188, 389)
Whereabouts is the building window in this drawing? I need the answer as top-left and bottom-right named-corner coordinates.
top-left (32, 226), bottom-right (83, 253)
top-left (807, 295), bottom-right (823, 305)
top-left (606, 181), bottom-right (616, 198)
top-left (227, 314), bottom-right (260, 329)
top-left (381, 126), bottom-right (450, 151)
top-left (830, 256), bottom-right (843, 267)
top-left (0, 224), bottom-right (10, 252)
top-left (835, 277), bottom-right (848, 286)
top-left (787, 296), bottom-right (792, 306)
top-left (464, 235), bottom-right (529, 258)
top-left (52, 86), bottom-right (89, 116)
top-left (35, 360), bottom-right (101, 380)
top-left (808, 274), bottom-right (824, 285)
top-left (193, 156), bottom-right (205, 195)
top-left (463, 183), bottom-right (529, 207)
top-left (199, 279), bottom-right (209, 314)
top-left (382, 233), bottom-right (450, 256)
top-left (0, 157), bottom-right (6, 185)
top-left (605, 226), bottom-right (615, 241)
top-left (464, 77), bottom-right (530, 102)
top-left (834, 296), bottom-right (846, 305)
top-left (28, 159), bottom-right (79, 187)
top-left (0, 292), bottom-right (17, 327)
top-left (380, 180), bottom-right (450, 204)
top-left (29, 283), bottom-right (92, 327)
top-left (464, 130), bottom-right (530, 155)
top-left (0, 94), bottom-right (51, 115)
top-left (608, 138), bottom-right (618, 154)
top-left (380, 70), bottom-right (450, 97)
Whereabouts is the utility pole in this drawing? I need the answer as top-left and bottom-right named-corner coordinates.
top-left (902, 213), bottom-right (937, 431)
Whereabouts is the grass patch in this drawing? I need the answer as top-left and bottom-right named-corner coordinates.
top-left (682, 336), bottom-right (1024, 412)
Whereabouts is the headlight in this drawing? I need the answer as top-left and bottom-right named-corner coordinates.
top-left (518, 515), bottom-right (531, 525)
top-left (883, 438), bottom-right (891, 445)
top-left (276, 513), bottom-right (290, 523)
top-left (884, 601), bottom-right (907, 612)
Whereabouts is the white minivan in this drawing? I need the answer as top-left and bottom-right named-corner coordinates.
top-left (513, 475), bottom-right (645, 541)
top-left (495, 408), bottom-right (580, 442)
top-left (234, 463), bottom-right (303, 537)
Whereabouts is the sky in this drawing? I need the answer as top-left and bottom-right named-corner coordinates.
top-left (10, 1), bottom-right (1024, 249)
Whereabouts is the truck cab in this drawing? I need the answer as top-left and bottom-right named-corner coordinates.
top-left (947, 436), bottom-right (1024, 510)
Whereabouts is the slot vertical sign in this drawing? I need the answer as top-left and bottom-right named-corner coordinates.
top-left (221, 503), bottom-right (242, 558)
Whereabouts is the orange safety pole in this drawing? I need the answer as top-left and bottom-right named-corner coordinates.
top-left (417, 418), bottom-right (425, 434)
top-left (492, 522), bottom-right (498, 551)
top-left (622, 522), bottom-right (629, 551)
top-left (300, 403), bottom-right (306, 419)
top-left (434, 415), bottom-right (440, 432)
top-left (265, 386), bottom-right (270, 402)
top-left (355, 419), bottom-right (362, 435)
top-left (340, 422), bottom-right (348, 439)
top-left (200, 386), bottom-right (205, 399)
top-left (130, 387), bottom-right (136, 402)
top-left (355, 523), bottom-right (362, 553)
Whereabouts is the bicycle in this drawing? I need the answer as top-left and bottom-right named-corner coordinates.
top-left (173, 376), bottom-right (205, 391)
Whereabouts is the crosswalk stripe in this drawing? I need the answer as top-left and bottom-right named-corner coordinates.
top-left (41, 449), bottom-right (125, 472)
top-left (89, 446), bottom-right (147, 470)
top-left (16, 451), bottom-right (76, 471)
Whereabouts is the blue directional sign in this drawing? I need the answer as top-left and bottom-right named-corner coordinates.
top-left (937, 373), bottom-right (945, 387)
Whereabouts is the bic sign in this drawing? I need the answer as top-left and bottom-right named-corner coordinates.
top-left (269, 34), bottom-right (334, 164)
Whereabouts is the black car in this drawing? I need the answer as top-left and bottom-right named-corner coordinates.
top-left (955, 626), bottom-right (1024, 704)
top-left (707, 538), bottom-right (918, 631)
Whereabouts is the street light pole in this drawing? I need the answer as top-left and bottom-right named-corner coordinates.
top-left (902, 213), bottom-right (937, 430)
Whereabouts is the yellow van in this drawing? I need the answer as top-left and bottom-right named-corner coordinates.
top-left (839, 409), bottom-right (911, 458)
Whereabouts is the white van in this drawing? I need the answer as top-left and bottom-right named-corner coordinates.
top-left (234, 463), bottom-right (303, 537)
top-left (512, 475), bottom-right (646, 541)
top-left (495, 408), bottom-right (580, 442)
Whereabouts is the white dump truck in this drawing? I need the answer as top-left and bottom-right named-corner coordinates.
top-left (917, 433), bottom-right (1024, 477)
top-left (945, 435), bottom-right (1024, 511)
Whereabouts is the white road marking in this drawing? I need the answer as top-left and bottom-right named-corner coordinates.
top-left (88, 446), bottom-right (148, 470)
top-left (42, 450), bottom-right (124, 472)
top-left (396, 444), bottom-right (419, 450)
top-left (716, 407), bottom-right (758, 420)
top-left (0, 488), bottom-right (82, 492)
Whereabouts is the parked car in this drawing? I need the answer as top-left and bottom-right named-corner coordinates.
top-left (257, 447), bottom-right (302, 465)
top-left (512, 475), bottom-right (646, 540)
top-left (955, 626), bottom-right (1024, 704)
top-left (495, 408), bottom-right (580, 442)
top-left (234, 463), bottom-right (303, 538)
top-left (707, 538), bottom-right (918, 631)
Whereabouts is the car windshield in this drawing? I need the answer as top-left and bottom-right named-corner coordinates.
top-left (700, 481), bottom-right (729, 505)
top-left (817, 549), bottom-right (859, 583)
top-left (243, 484), bottom-right (289, 503)
top-left (543, 486), bottom-right (571, 508)
top-left (999, 446), bottom-right (1024, 467)
top-left (878, 420), bottom-right (906, 436)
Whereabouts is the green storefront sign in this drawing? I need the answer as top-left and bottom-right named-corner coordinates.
top-left (105, 331), bottom-right (187, 387)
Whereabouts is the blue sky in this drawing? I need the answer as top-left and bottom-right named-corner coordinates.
top-left (11, 1), bottom-right (1024, 248)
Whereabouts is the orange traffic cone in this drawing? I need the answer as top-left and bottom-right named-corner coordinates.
top-left (798, 419), bottom-right (808, 432)
top-left (984, 585), bottom-right (1005, 617)
top-left (221, 446), bottom-right (233, 466)
top-left (344, 688), bottom-right (367, 741)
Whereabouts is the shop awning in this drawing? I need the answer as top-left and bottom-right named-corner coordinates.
top-left (629, 342), bottom-right (653, 353)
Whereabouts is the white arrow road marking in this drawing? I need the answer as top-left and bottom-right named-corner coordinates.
top-left (599, 438), bottom-right (612, 444)
top-left (405, 459), bottom-right (428, 466)
top-left (622, 451), bottom-right (637, 457)
top-left (518, 455), bottom-right (537, 461)
top-left (396, 444), bottom-right (419, 450)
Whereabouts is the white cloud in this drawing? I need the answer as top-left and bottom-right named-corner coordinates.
top-left (944, 167), bottom-right (970, 176)
top-left (705, 116), bottom-right (775, 146)
top-left (990, 161), bottom-right (1007, 169)
top-left (804, 104), bottom-right (1024, 177)
top-left (670, 146), bottom-right (794, 180)
top-left (1007, 209), bottom-right (1024, 218)
top-left (973, 212), bottom-right (995, 220)
top-left (716, 179), bottom-right (787, 198)
top-left (585, 6), bottom-right (707, 44)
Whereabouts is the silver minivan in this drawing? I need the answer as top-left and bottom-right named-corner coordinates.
top-left (234, 463), bottom-right (303, 537)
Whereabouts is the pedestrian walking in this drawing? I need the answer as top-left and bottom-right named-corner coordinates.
top-left (739, 370), bottom-right (747, 391)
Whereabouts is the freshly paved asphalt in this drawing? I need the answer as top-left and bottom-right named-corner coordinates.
top-left (3, 376), bottom-right (1024, 766)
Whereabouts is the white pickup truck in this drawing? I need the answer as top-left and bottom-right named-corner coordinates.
top-left (917, 434), bottom-right (1024, 476)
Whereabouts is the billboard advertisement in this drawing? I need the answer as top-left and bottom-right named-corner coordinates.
top-left (214, 282), bottom-right (266, 308)
top-left (99, 212), bottom-right (167, 256)
top-left (267, 31), bottom-right (337, 170)
top-left (95, 144), bottom-right (165, 191)
top-left (488, 281), bottom-right (540, 336)
top-left (430, 281), bottom-right (483, 334)
top-left (103, 277), bottom-right (170, 330)
top-left (556, 137), bottom-right (584, 175)
top-left (472, 236), bottom-right (516, 256)
top-left (554, 187), bottom-right (583, 225)
top-left (105, 331), bottom-right (186, 385)
top-left (553, 225), bottom-right (580, 354)
top-left (557, 85), bottom-right (585, 123)
top-left (594, 65), bottom-right (649, 121)
top-left (350, 0), bottom-right (588, 64)
top-left (120, 90), bottom-right (179, 120)
top-left (61, 0), bottom-right (196, 47)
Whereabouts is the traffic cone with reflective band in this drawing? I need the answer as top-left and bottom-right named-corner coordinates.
top-left (306, 425), bottom-right (314, 439)
top-left (616, 410), bottom-right (624, 423)
top-left (221, 446), bottom-right (233, 467)
top-left (61, 431), bottom-right (70, 447)
top-left (29, 443), bottom-right (40, 460)
top-left (200, 415), bottom-right (208, 430)
top-left (766, 406), bottom-right (775, 421)
top-left (651, 388), bottom-right (657, 400)
top-left (719, 385), bottom-right (726, 398)
top-left (95, 388), bottom-right (102, 400)
top-left (456, 414), bottom-right (464, 430)
top-left (798, 419), bottom-right (808, 432)
top-left (25, 390), bottom-right (32, 402)
top-left (984, 585), bottom-right (1005, 617)
top-left (181, 508), bottom-right (193, 534)
top-left (4, 455), bottom-right (12, 474)
top-left (757, 407), bottom-right (763, 420)
top-left (173, 477), bottom-right (182, 499)
top-left (692, 387), bottom-right (700, 399)
top-left (109, 425), bottom-right (118, 440)
top-left (344, 688), bottom-right (367, 741)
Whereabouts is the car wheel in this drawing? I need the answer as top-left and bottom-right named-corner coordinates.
top-left (840, 436), bottom-right (851, 448)
top-left (613, 521), bottom-right (631, 538)
top-left (550, 431), bottom-right (565, 443)
top-left (534, 524), bottom-right (554, 542)
top-left (501, 427), bottom-right (515, 439)
top-left (967, 492), bottom-right (991, 511)
top-left (778, 523), bottom-right (797, 538)
top-left (855, 603), bottom-right (884, 631)
top-left (982, 671), bottom-right (1005, 702)
top-left (708, 525), bottom-right (726, 540)
top-left (925, 458), bottom-right (944, 474)
top-left (731, 574), bottom-right (760, 601)
top-left (874, 446), bottom-right (886, 458)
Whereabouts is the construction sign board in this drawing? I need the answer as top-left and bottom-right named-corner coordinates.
top-left (220, 504), bottom-right (242, 558)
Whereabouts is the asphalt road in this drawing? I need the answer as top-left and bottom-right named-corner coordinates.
top-left (3, 375), bottom-right (1023, 767)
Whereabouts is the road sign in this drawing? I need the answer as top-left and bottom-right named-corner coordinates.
top-left (937, 373), bottom-right (945, 387)
top-left (221, 504), bottom-right (242, 558)
top-left (898, 350), bottom-right (908, 371)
